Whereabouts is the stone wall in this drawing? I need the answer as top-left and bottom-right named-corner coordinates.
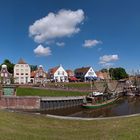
top-left (0, 96), bottom-right (40, 110)
top-left (0, 96), bottom-right (84, 110)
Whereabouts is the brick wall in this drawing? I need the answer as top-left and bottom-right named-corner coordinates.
top-left (0, 96), bottom-right (40, 110)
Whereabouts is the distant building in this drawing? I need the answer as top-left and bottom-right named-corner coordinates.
top-left (66, 70), bottom-right (74, 77)
top-left (66, 70), bottom-right (78, 82)
top-left (96, 71), bottom-right (105, 80)
top-left (48, 65), bottom-right (68, 82)
top-left (14, 59), bottom-right (31, 84)
top-left (31, 65), bottom-right (47, 84)
top-left (75, 67), bottom-right (97, 81)
top-left (0, 64), bottom-right (12, 84)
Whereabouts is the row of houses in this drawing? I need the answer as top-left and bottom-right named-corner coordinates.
top-left (0, 59), bottom-right (109, 84)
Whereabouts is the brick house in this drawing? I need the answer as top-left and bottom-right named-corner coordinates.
top-left (0, 64), bottom-right (12, 84)
top-left (30, 65), bottom-right (47, 84)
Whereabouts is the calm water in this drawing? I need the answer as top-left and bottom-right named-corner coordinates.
top-left (38, 97), bottom-right (140, 118)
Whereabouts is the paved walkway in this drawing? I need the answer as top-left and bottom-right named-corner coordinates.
top-left (46, 113), bottom-right (140, 121)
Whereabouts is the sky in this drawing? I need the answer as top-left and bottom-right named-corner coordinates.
top-left (0, 0), bottom-right (140, 73)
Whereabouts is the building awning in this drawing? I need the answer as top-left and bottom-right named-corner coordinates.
top-left (69, 76), bottom-right (78, 81)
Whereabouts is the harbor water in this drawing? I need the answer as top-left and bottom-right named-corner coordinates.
top-left (36, 96), bottom-right (140, 118)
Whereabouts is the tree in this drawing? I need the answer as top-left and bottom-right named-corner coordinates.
top-left (109, 67), bottom-right (128, 80)
top-left (1, 59), bottom-right (15, 74)
top-left (30, 65), bottom-right (38, 72)
top-left (100, 68), bottom-right (108, 73)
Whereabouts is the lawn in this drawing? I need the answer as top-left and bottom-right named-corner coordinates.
top-left (17, 87), bottom-right (88, 96)
top-left (0, 110), bottom-right (140, 140)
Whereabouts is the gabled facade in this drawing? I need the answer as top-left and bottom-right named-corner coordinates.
top-left (66, 70), bottom-right (74, 77)
top-left (0, 64), bottom-right (12, 84)
top-left (14, 59), bottom-right (31, 84)
top-left (66, 69), bottom-right (78, 82)
top-left (31, 65), bottom-right (47, 84)
top-left (75, 67), bottom-right (97, 81)
top-left (48, 65), bottom-right (68, 82)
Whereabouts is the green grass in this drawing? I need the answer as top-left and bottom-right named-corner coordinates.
top-left (17, 87), bottom-right (88, 96)
top-left (0, 110), bottom-right (140, 140)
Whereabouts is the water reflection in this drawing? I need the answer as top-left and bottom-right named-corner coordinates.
top-left (35, 97), bottom-right (140, 118)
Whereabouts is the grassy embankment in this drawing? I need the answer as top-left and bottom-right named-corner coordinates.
top-left (0, 110), bottom-right (139, 140)
top-left (17, 82), bottom-right (94, 96)
top-left (16, 87), bottom-right (88, 96)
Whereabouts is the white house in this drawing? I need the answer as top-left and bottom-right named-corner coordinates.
top-left (48, 65), bottom-right (68, 82)
top-left (84, 67), bottom-right (97, 80)
top-left (14, 59), bottom-right (31, 84)
top-left (75, 67), bottom-right (97, 81)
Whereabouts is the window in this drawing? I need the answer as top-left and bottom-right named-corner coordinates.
top-left (16, 73), bottom-right (19, 75)
top-left (5, 73), bottom-right (8, 77)
top-left (21, 73), bottom-right (24, 75)
top-left (88, 72), bottom-right (94, 76)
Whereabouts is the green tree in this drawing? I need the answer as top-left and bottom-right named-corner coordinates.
top-left (1, 59), bottom-right (15, 74)
top-left (30, 65), bottom-right (38, 72)
top-left (100, 68), bottom-right (108, 73)
top-left (109, 67), bottom-right (128, 80)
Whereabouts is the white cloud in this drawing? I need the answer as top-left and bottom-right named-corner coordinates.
top-left (34, 44), bottom-right (51, 56)
top-left (29, 9), bottom-right (85, 43)
top-left (83, 39), bottom-right (102, 48)
top-left (99, 54), bottom-right (119, 66)
top-left (56, 42), bottom-right (65, 47)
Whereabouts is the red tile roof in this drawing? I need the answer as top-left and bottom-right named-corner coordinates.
top-left (75, 67), bottom-right (90, 73)
top-left (48, 66), bottom-right (60, 75)
top-left (31, 66), bottom-right (47, 78)
top-left (18, 58), bottom-right (26, 64)
top-left (66, 70), bottom-right (74, 76)
top-left (96, 71), bottom-right (104, 79)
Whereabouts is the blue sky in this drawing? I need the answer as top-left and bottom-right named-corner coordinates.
top-left (0, 0), bottom-right (140, 72)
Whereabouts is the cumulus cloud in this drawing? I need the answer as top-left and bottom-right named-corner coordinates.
top-left (83, 39), bottom-right (102, 48)
top-left (99, 54), bottom-right (119, 66)
top-left (56, 42), bottom-right (65, 47)
top-left (29, 9), bottom-right (85, 43)
top-left (34, 44), bottom-right (51, 56)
